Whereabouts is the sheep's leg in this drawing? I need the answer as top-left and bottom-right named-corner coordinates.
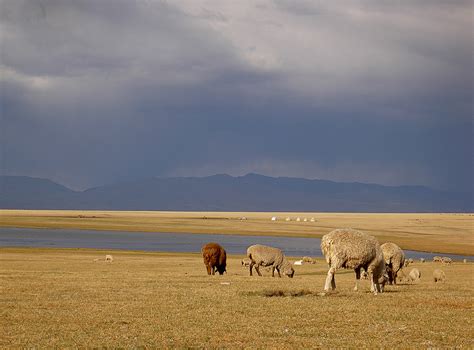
top-left (271, 266), bottom-right (275, 277)
top-left (370, 274), bottom-right (379, 295)
top-left (324, 267), bottom-right (336, 291)
top-left (255, 264), bottom-right (262, 276)
top-left (206, 264), bottom-right (211, 275)
top-left (211, 265), bottom-right (215, 275)
top-left (276, 267), bottom-right (281, 278)
top-left (354, 267), bottom-right (361, 291)
top-left (249, 261), bottom-right (254, 276)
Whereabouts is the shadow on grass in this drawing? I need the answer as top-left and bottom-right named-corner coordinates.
top-left (243, 289), bottom-right (316, 297)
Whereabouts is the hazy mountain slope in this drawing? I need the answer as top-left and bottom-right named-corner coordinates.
top-left (0, 174), bottom-right (471, 212)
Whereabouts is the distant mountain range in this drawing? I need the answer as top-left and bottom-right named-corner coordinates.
top-left (0, 174), bottom-right (472, 212)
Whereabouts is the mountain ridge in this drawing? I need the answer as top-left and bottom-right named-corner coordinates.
top-left (0, 174), bottom-right (471, 212)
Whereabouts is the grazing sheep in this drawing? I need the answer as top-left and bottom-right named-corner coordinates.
top-left (441, 257), bottom-right (452, 264)
top-left (296, 217), bottom-right (301, 222)
top-left (321, 228), bottom-right (386, 295)
top-left (303, 218), bottom-right (308, 222)
top-left (302, 256), bottom-right (316, 264)
top-left (285, 217), bottom-right (291, 221)
top-left (381, 242), bottom-right (406, 285)
top-left (310, 218), bottom-right (315, 222)
top-left (247, 244), bottom-right (295, 278)
top-left (294, 260), bottom-right (303, 266)
top-left (463, 259), bottom-right (468, 264)
top-left (105, 254), bottom-right (113, 262)
top-left (433, 256), bottom-right (442, 262)
top-left (271, 216), bottom-right (277, 221)
top-left (420, 258), bottom-right (425, 263)
top-left (408, 268), bottom-right (421, 282)
top-left (201, 242), bottom-right (227, 275)
top-left (241, 258), bottom-right (252, 267)
top-left (408, 258), bottom-right (414, 264)
top-left (433, 269), bottom-right (446, 283)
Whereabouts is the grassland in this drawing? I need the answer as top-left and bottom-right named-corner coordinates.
top-left (1, 247), bottom-right (472, 348)
top-left (1, 210), bottom-right (473, 255)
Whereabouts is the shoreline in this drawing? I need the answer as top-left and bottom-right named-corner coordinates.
top-left (1, 210), bottom-right (473, 255)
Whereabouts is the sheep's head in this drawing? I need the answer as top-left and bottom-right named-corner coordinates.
top-left (282, 261), bottom-right (295, 278)
top-left (216, 264), bottom-right (226, 275)
top-left (378, 271), bottom-right (390, 291)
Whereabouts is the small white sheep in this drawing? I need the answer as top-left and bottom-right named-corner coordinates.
top-left (271, 216), bottom-right (277, 221)
top-left (441, 257), bottom-right (452, 264)
top-left (420, 258), bottom-right (425, 263)
top-left (303, 218), bottom-right (307, 222)
top-left (408, 268), bottom-right (421, 282)
top-left (105, 254), bottom-right (113, 262)
top-left (294, 260), bottom-right (303, 265)
top-left (463, 259), bottom-right (468, 264)
top-left (285, 217), bottom-right (291, 221)
top-left (241, 258), bottom-right (252, 267)
top-left (433, 256), bottom-right (442, 262)
top-left (433, 269), bottom-right (446, 282)
top-left (302, 256), bottom-right (315, 264)
top-left (296, 217), bottom-right (301, 222)
top-left (310, 218), bottom-right (315, 222)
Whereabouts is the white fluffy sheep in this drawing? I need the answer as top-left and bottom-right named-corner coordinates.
top-left (420, 258), bottom-right (425, 263)
top-left (441, 257), bottom-right (452, 264)
top-left (294, 260), bottom-right (303, 265)
top-left (302, 256), bottom-right (316, 264)
top-left (320, 228), bottom-right (386, 295)
top-left (433, 269), bottom-right (446, 282)
top-left (433, 256), bottom-right (442, 262)
top-left (463, 259), bottom-right (468, 264)
top-left (241, 258), bottom-right (252, 267)
top-left (380, 242), bottom-right (406, 285)
top-left (408, 268), bottom-right (421, 282)
top-left (105, 254), bottom-right (113, 262)
top-left (247, 244), bottom-right (295, 278)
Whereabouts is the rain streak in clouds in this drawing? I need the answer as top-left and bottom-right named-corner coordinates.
top-left (1, 0), bottom-right (472, 191)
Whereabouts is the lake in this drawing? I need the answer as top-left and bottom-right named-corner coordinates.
top-left (0, 227), bottom-right (471, 260)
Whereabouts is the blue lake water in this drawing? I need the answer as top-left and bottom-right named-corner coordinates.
top-left (0, 227), bottom-right (471, 260)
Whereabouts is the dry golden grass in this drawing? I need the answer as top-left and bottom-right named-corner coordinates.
top-left (1, 210), bottom-right (473, 254)
top-left (1, 248), bottom-right (473, 348)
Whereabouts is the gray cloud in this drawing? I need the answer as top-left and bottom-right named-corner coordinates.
top-left (0, 0), bottom-right (472, 192)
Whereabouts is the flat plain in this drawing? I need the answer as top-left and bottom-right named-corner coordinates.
top-left (1, 210), bottom-right (473, 254)
top-left (1, 248), bottom-right (473, 348)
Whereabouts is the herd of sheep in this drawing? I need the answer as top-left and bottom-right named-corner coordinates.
top-left (200, 228), bottom-right (457, 295)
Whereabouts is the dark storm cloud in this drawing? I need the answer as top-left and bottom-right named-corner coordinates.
top-left (0, 0), bottom-right (472, 191)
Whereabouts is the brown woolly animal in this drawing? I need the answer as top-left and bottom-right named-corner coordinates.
top-left (380, 242), bottom-right (406, 285)
top-left (201, 242), bottom-right (227, 275)
top-left (321, 228), bottom-right (386, 295)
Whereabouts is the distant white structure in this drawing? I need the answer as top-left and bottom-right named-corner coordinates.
top-left (296, 217), bottom-right (301, 222)
top-left (285, 217), bottom-right (291, 221)
top-left (294, 260), bottom-right (303, 265)
top-left (105, 254), bottom-right (113, 262)
top-left (271, 216), bottom-right (277, 221)
top-left (310, 218), bottom-right (315, 222)
top-left (303, 218), bottom-right (307, 222)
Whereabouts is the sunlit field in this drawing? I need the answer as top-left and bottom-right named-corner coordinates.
top-left (1, 210), bottom-right (473, 255)
top-left (1, 248), bottom-right (472, 348)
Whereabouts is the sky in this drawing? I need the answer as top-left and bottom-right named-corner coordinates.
top-left (1, 0), bottom-right (472, 191)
